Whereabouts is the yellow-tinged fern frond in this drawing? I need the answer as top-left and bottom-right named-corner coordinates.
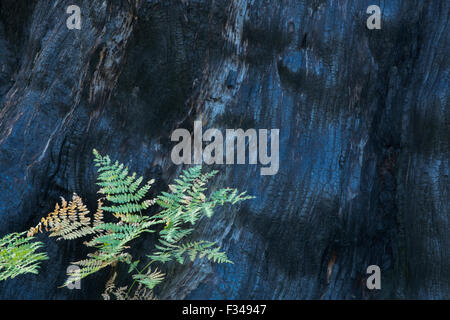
top-left (102, 270), bottom-right (155, 300)
top-left (102, 271), bottom-right (128, 300)
top-left (93, 199), bottom-right (104, 227)
top-left (27, 194), bottom-right (102, 240)
top-left (129, 285), bottom-right (157, 300)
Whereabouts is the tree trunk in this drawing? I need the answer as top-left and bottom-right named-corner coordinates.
top-left (0, 0), bottom-right (448, 299)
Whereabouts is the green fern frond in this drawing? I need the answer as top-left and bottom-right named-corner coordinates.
top-left (0, 232), bottom-right (48, 281)
top-left (64, 257), bottom-right (109, 286)
top-left (93, 150), bottom-right (155, 217)
top-left (133, 268), bottom-right (165, 290)
top-left (148, 240), bottom-right (231, 265)
top-left (153, 166), bottom-right (254, 244)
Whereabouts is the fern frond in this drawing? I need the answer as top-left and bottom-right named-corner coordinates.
top-left (148, 240), bottom-right (232, 265)
top-left (129, 285), bottom-right (157, 300)
top-left (27, 194), bottom-right (98, 241)
top-left (64, 257), bottom-right (109, 286)
top-left (102, 270), bottom-right (156, 300)
top-left (102, 271), bottom-right (129, 300)
top-left (0, 232), bottom-right (48, 281)
top-left (93, 199), bottom-right (104, 227)
top-left (133, 268), bottom-right (165, 290)
top-left (153, 166), bottom-right (254, 244)
top-left (93, 150), bottom-right (155, 217)
top-left (65, 216), bottom-right (156, 285)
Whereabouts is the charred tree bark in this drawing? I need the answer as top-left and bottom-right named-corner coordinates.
top-left (0, 0), bottom-right (448, 299)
